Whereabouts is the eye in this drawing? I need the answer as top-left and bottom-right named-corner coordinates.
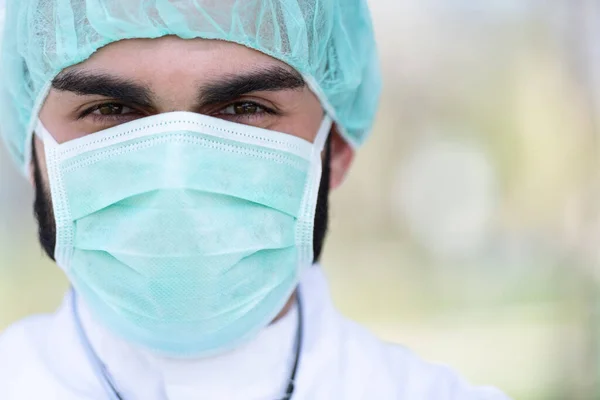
top-left (219, 102), bottom-right (266, 116)
top-left (91, 103), bottom-right (135, 116)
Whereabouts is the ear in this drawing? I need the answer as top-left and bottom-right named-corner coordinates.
top-left (328, 125), bottom-right (355, 190)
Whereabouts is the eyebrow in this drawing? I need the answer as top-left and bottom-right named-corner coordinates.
top-left (197, 66), bottom-right (306, 106)
top-left (52, 70), bottom-right (154, 109)
top-left (51, 65), bottom-right (306, 109)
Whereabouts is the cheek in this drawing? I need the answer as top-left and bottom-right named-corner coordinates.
top-left (273, 90), bottom-right (324, 143)
top-left (38, 91), bottom-right (80, 144)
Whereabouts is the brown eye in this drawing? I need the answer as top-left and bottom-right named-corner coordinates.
top-left (92, 104), bottom-right (132, 116)
top-left (221, 102), bottom-right (265, 115)
top-left (234, 103), bottom-right (258, 114)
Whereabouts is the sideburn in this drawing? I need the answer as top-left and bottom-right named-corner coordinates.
top-left (312, 136), bottom-right (331, 262)
top-left (32, 143), bottom-right (56, 261)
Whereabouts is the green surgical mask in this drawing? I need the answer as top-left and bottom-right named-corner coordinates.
top-left (37, 111), bottom-right (332, 357)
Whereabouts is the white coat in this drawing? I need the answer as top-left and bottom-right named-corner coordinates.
top-left (0, 267), bottom-right (510, 400)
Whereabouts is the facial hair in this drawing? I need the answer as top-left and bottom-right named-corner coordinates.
top-left (32, 137), bottom-right (331, 263)
top-left (32, 145), bottom-right (56, 262)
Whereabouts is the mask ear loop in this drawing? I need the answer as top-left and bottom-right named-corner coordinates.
top-left (34, 119), bottom-right (74, 269)
top-left (298, 114), bottom-right (334, 266)
top-left (313, 115), bottom-right (333, 155)
top-left (35, 119), bottom-right (59, 148)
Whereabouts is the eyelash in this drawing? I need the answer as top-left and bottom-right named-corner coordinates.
top-left (78, 101), bottom-right (277, 124)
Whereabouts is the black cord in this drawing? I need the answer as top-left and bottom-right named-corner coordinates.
top-left (280, 290), bottom-right (304, 400)
top-left (71, 289), bottom-right (123, 400)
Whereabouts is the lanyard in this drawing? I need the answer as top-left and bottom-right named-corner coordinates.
top-left (71, 289), bottom-right (304, 400)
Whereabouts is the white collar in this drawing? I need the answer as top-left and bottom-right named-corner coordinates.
top-left (75, 270), bottom-right (315, 400)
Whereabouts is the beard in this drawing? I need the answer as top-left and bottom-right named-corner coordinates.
top-left (32, 138), bottom-right (331, 263)
top-left (32, 146), bottom-right (57, 262)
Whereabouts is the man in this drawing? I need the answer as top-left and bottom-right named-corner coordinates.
top-left (0, 1), bottom-right (509, 399)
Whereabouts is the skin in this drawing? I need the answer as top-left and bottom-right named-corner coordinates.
top-left (32, 36), bottom-right (354, 323)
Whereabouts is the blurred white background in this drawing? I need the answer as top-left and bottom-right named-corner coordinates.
top-left (2, 1), bottom-right (600, 399)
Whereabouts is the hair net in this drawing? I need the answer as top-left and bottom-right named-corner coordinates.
top-left (0, 0), bottom-right (381, 175)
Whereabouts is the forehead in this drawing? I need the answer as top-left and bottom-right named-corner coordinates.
top-left (62, 36), bottom-right (295, 83)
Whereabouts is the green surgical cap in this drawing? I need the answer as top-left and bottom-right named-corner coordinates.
top-left (0, 0), bottom-right (381, 175)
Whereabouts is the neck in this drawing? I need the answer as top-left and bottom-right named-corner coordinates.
top-left (273, 291), bottom-right (297, 323)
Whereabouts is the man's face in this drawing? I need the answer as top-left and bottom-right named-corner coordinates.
top-left (32, 36), bottom-right (354, 261)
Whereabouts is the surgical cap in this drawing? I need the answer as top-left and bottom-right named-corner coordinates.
top-left (0, 0), bottom-right (381, 175)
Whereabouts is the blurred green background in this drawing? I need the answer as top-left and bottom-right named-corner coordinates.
top-left (2, 1), bottom-right (600, 399)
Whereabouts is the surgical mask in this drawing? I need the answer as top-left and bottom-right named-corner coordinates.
top-left (37, 112), bottom-right (332, 357)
